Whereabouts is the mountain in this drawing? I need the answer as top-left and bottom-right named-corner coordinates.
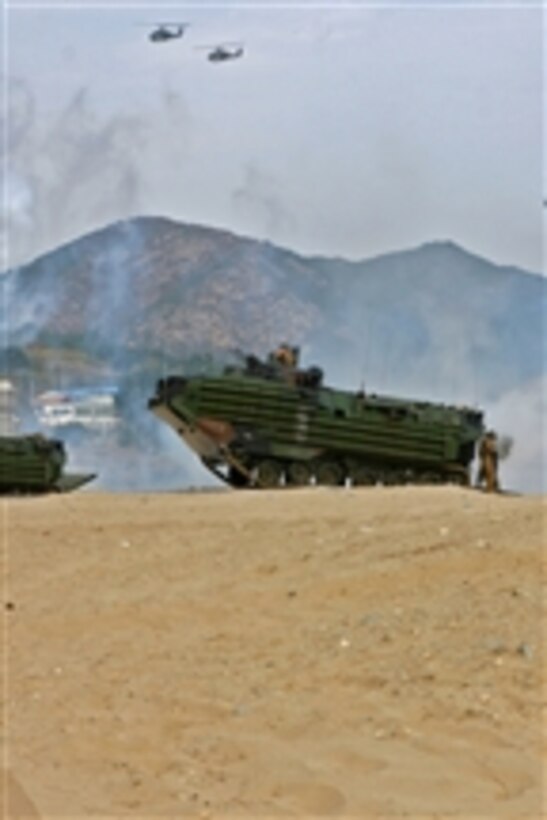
top-left (3, 217), bottom-right (324, 363)
top-left (2, 216), bottom-right (545, 492)
top-left (2, 215), bottom-right (544, 404)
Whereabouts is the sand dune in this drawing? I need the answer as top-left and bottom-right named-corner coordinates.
top-left (1, 486), bottom-right (544, 818)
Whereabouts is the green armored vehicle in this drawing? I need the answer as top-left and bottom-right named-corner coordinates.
top-left (149, 345), bottom-right (485, 488)
top-left (0, 434), bottom-right (96, 494)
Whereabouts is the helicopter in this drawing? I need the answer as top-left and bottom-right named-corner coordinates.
top-left (198, 42), bottom-right (245, 62)
top-left (144, 22), bottom-right (190, 43)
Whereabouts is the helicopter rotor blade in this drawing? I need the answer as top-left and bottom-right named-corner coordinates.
top-left (137, 22), bottom-right (191, 27)
top-left (194, 42), bottom-right (243, 50)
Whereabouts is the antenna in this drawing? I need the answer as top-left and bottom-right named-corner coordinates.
top-left (359, 362), bottom-right (366, 396)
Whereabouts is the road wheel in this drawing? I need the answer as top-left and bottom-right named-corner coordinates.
top-left (445, 468), bottom-right (469, 486)
top-left (287, 461), bottom-right (312, 487)
top-left (255, 459), bottom-right (283, 488)
top-left (416, 471), bottom-right (441, 485)
top-left (381, 470), bottom-right (401, 486)
top-left (351, 465), bottom-right (376, 486)
top-left (315, 460), bottom-right (345, 486)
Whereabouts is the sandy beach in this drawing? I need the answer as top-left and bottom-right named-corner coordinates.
top-left (1, 486), bottom-right (544, 818)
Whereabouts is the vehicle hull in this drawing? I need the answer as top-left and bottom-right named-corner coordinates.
top-left (0, 434), bottom-right (95, 494)
top-left (149, 361), bottom-right (484, 489)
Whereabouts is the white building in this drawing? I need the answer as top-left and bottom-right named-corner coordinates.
top-left (35, 388), bottom-right (120, 434)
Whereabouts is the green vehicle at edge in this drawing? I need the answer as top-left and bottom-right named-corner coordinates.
top-left (0, 434), bottom-right (96, 494)
top-left (149, 347), bottom-right (485, 489)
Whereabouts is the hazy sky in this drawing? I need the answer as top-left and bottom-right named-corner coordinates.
top-left (1, 0), bottom-right (543, 271)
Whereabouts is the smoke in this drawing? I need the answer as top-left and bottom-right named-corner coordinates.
top-left (497, 435), bottom-right (514, 461)
top-left (0, 76), bottom-right (35, 155)
top-left (4, 171), bottom-right (33, 228)
top-left (45, 87), bottom-right (144, 213)
top-left (84, 219), bottom-right (142, 362)
top-left (65, 420), bottom-right (217, 493)
top-left (0, 69), bottom-right (200, 275)
top-left (0, 76), bottom-right (197, 490)
top-left (0, 75), bottom-right (191, 491)
top-left (0, 79), bottom-right (35, 264)
top-left (232, 164), bottom-right (296, 243)
top-left (486, 375), bottom-right (546, 494)
top-left (0, 77), bottom-right (149, 271)
top-left (0, 254), bottom-right (65, 347)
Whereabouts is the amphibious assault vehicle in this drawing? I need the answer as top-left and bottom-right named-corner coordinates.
top-left (149, 346), bottom-right (485, 489)
top-left (0, 434), bottom-right (96, 494)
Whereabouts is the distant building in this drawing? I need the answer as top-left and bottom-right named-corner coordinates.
top-left (34, 386), bottom-right (120, 435)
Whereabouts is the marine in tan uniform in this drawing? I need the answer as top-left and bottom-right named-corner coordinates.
top-left (476, 430), bottom-right (500, 492)
top-left (270, 344), bottom-right (299, 384)
top-left (273, 344), bottom-right (298, 369)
